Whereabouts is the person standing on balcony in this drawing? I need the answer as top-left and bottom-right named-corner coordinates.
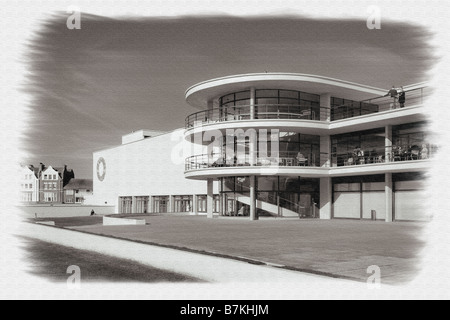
top-left (385, 86), bottom-right (398, 108)
top-left (398, 86), bottom-right (406, 108)
top-left (420, 144), bottom-right (429, 159)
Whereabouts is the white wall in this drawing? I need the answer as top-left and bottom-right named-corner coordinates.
top-left (92, 128), bottom-right (218, 212)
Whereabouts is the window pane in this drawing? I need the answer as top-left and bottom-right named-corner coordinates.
top-left (279, 90), bottom-right (299, 99)
top-left (256, 89), bottom-right (278, 98)
top-left (235, 91), bottom-right (250, 100)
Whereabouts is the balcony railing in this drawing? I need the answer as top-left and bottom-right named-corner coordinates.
top-left (185, 151), bottom-right (318, 171)
top-left (186, 143), bottom-right (435, 171)
top-left (331, 143), bottom-right (435, 167)
top-left (331, 87), bottom-right (427, 121)
top-left (185, 104), bottom-right (328, 129)
top-left (185, 87), bottom-right (427, 129)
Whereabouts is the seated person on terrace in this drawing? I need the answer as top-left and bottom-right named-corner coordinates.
top-left (409, 145), bottom-right (420, 160)
top-left (296, 152), bottom-right (307, 166)
top-left (353, 147), bottom-right (365, 164)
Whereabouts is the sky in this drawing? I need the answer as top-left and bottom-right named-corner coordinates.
top-left (21, 13), bottom-right (435, 178)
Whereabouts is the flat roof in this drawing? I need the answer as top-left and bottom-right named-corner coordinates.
top-left (185, 73), bottom-right (388, 109)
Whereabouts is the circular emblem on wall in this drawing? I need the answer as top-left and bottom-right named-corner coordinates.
top-left (96, 157), bottom-right (106, 181)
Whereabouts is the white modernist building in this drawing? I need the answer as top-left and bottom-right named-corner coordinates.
top-left (93, 73), bottom-right (434, 222)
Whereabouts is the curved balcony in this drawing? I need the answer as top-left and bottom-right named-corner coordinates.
top-left (185, 152), bottom-right (320, 171)
top-left (185, 104), bottom-right (329, 129)
top-left (185, 143), bottom-right (435, 180)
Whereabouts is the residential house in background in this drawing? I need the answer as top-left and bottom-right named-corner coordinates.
top-left (19, 165), bottom-right (39, 202)
top-left (63, 179), bottom-right (93, 204)
top-left (20, 163), bottom-right (76, 203)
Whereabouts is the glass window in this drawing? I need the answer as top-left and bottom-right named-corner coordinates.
top-left (300, 92), bottom-right (320, 102)
top-left (221, 93), bottom-right (235, 104)
top-left (362, 182), bottom-right (385, 191)
top-left (197, 195), bottom-right (207, 213)
top-left (153, 196), bottom-right (169, 213)
top-left (256, 89), bottom-right (278, 98)
top-left (174, 195), bottom-right (193, 212)
top-left (256, 98), bottom-right (278, 105)
top-left (279, 98), bottom-right (299, 106)
top-left (257, 176), bottom-right (278, 191)
top-left (279, 90), bottom-right (299, 99)
top-left (135, 196), bottom-right (149, 213)
top-left (334, 183), bottom-right (360, 192)
top-left (119, 196), bottom-right (133, 213)
top-left (235, 91), bottom-right (250, 101)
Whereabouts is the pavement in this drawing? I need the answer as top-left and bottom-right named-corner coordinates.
top-left (27, 215), bottom-right (427, 285)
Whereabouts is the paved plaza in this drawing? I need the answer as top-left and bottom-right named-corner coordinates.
top-left (37, 215), bottom-right (427, 285)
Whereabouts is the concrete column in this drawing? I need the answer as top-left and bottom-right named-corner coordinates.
top-left (131, 196), bottom-right (137, 214)
top-left (385, 125), bottom-right (392, 162)
top-left (320, 135), bottom-right (331, 167)
top-left (249, 129), bottom-right (257, 166)
top-left (148, 196), bottom-right (153, 213)
top-left (218, 179), bottom-right (224, 216)
top-left (319, 177), bottom-right (332, 219)
top-left (249, 176), bottom-right (258, 220)
top-left (319, 93), bottom-right (331, 122)
top-left (192, 194), bottom-right (198, 216)
top-left (250, 87), bottom-right (256, 120)
top-left (170, 195), bottom-right (175, 213)
top-left (207, 179), bottom-right (214, 218)
top-left (385, 173), bottom-right (393, 222)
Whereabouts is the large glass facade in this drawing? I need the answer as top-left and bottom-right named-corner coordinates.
top-left (392, 122), bottom-right (436, 161)
top-left (331, 128), bottom-right (386, 166)
top-left (219, 176), bottom-right (319, 218)
top-left (331, 122), bottom-right (435, 166)
top-left (212, 131), bottom-right (320, 167)
top-left (332, 173), bottom-right (429, 221)
top-left (331, 97), bottom-right (379, 120)
top-left (218, 89), bottom-right (321, 121)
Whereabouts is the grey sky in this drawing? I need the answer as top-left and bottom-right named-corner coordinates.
top-left (22, 14), bottom-right (435, 178)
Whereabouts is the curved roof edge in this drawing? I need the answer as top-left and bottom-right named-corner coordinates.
top-left (185, 73), bottom-right (389, 109)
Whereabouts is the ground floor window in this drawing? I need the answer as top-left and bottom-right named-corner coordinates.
top-left (219, 176), bottom-right (319, 218)
top-left (135, 196), bottom-right (149, 214)
top-left (174, 195), bottom-right (193, 212)
top-left (75, 197), bottom-right (84, 204)
top-left (393, 172), bottom-right (429, 221)
top-left (197, 195), bottom-right (207, 213)
top-left (213, 195), bottom-right (220, 213)
top-left (333, 175), bottom-right (386, 220)
top-left (332, 173), bottom-right (428, 221)
top-left (43, 192), bottom-right (57, 202)
top-left (21, 192), bottom-right (32, 202)
top-left (119, 196), bottom-right (133, 213)
top-left (153, 196), bottom-right (169, 213)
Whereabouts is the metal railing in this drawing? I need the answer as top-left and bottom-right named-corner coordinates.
top-left (185, 151), bottom-right (318, 171)
top-left (185, 87), bottom-right (428, 128)
top-left (331, 87), bottom-right (427, 121)
top-left (278, 196), bottom-right (308, 217)
top-left (331, 143), bottom-right (435, 167)
top-left (185, 104), bottom-right (329, 129)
